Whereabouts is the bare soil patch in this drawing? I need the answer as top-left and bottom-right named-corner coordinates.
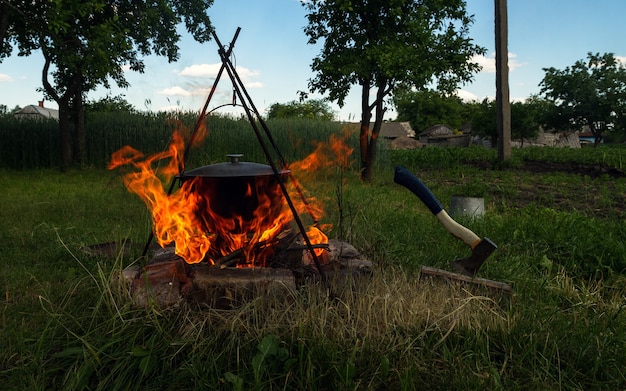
top-left (515, 160), bottom-right (625, 179)
top-left (434, 160), bottom-right (626, 219)
top-left (504, 161), bottom-right (625, 219)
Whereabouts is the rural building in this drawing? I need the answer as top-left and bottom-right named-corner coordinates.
top-left (343, 121), bottom-right (422, 149)
top-left (378, 121), bottom-right (423, 149)
top-left (14, 101), bottom-right (59, 121)
top-left (378, 121), bottom-right (415, 139)
top-left (343, 121), bottom-right (415, 138)
top-left (418, 124), bottom-right (471, 147)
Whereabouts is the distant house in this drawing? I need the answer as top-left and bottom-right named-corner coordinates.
top-left (343, 121), bottom-right (415, 138)
top-left (342, 121), bottom-right (422, 149)
top-left (14, 101), bottom-right (59, 121)
top-left (378, 121), bottom-right (415, 139)
top-left (418, 124), bottom-right (471, 146)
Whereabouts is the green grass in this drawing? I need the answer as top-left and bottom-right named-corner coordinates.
top-left (2, 142), bottom-right (626, 389)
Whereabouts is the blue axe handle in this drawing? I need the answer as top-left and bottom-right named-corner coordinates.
top-left (393, 166), bottom-right (481, 249)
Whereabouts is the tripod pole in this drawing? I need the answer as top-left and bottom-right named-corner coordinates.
top-left (140, 29), bottom-right (241, 258)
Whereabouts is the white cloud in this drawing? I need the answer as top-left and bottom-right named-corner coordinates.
top-left (234, 66), bottom-right (260, 79)
top-left (616, 55), bottom-right (626, 65)
top-left (471, 54), bottom-right (496, 73)
top-left (178, 63), bottom-right (263, 89)
top-left (471, 52), bottom-right (525, 73)
top-left (244, 81), bottom-right (264, 89)
top-left (455, 89), bottom-right (480, 102)
top-left (157, 86), bottom-right (192, 96)
top-left (179, 63), bottom-right (222, 78)
top-left (0, 73), bottom-right (13, 82)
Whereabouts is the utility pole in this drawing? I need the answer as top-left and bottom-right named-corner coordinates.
top-left (495, 0), bottom-right (511, 160)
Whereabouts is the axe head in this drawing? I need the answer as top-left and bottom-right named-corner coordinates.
top-left (450, 237), bottom-right (497, 277)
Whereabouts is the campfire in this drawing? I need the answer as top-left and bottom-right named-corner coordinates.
top-left (109, 124), bottom-right (372, 307)
top-left (107, 29), bottom-right (374, 308)
top-left (109, 127), bottom-right (351, 269)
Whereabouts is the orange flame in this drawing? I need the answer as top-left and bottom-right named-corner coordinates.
top-left (109, 124), bottom-right (354, 267)
top-left (109, 130), bottom-right (211, 264)
top-left (289, 128), bottom-right (354, 173)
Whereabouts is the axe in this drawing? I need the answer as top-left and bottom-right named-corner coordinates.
top-left (393, 166), bottom-right (497, 277)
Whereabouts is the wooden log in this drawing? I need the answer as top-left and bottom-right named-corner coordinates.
top-left (123, 258), bottom-right (192, 307)
top-left (191, 267), bottom-right (296, 309)
top-left (120, 238), bottom-right (373, 308)
top-left (419, 266), bottom-right (512, 294)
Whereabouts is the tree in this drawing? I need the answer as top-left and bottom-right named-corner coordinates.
top-left (86, 95), bottom-right (137, 113)
top-left (266, 99), bottom-right (335, 120)
top-left (393, 89), bottom-right (469, 132)
top-left (1, 0), bottom-right (214, 167)
top-left (303, 0), bottom-right (485, 180)
top-left (510, 96), bottom-right (553, 145)
top-left (471, 96), bottom-right (552, 146)
top-left (539, 52), bottom-right (626, 146)
top-left (471, 98), bottom-right (497, 146)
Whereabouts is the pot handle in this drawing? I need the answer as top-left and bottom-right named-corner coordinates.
top-left (227, 153), bottom-right (243, 163)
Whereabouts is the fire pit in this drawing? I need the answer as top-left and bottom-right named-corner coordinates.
top-left (120, 238), bottom-right (372, 308)
top-left (108, 140), bottom-right (371, 308)
top-left (107, 28), bottom-right (371, 309)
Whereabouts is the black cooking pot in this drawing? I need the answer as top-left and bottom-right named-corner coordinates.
top-left (178, 154), bottom-right (290, 235)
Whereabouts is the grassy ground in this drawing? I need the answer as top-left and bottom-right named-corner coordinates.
top-left (1, 145), bottom-right (626, 389)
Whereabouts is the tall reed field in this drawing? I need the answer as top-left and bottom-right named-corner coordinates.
top-left (0, 112), bottom-right (352, 169)
top-left (1, 116), bottom-right (626, 389)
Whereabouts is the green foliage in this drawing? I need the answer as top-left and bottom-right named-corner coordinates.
top-left (540, 52), bottom-right (626, 145)
top-left (394, 89), bottom-right (471, 132)
top-left (303, 0), bottom-right (486, 106)
top-left (1, 0), bottom-right (215, 166)
top-left (303, 0), bottom-right (485, 179)
top-left (392, 145), bottom-right (496, 170)
top-left (470, 96), bottom-right (555, 144)
top-left (510, 96), bottom-right (551, 142)
top-left (516, 144), bottom-right (626, 168)
top-left (468, 98), bottom-right (498, 143)
top-left (86, 95), bottom-right (137, 113)
top-left (266, 99), bottom-right (336, 121)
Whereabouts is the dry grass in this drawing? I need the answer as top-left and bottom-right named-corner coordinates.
top-left (115, 267), bottom-right (512, 350)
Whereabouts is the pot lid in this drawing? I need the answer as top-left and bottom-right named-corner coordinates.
top-left (182, 154), bottom-right (290, 178)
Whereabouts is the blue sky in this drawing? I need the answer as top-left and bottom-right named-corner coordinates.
top-left (1, 0), bottom-right (625, 121)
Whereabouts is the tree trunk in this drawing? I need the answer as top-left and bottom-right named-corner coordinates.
top-left (72, 90), bottom-right (86, 165)
top-left (360, 83), bottom-right (387, 181)
top-left (41, 49), bottom-right (74, 168)
top-left (359, 79), bottom-right (373, 180)
top-left (591, 123), bottom-right (602, 147)
top-left (57, 100), bottom-right (72, 169)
